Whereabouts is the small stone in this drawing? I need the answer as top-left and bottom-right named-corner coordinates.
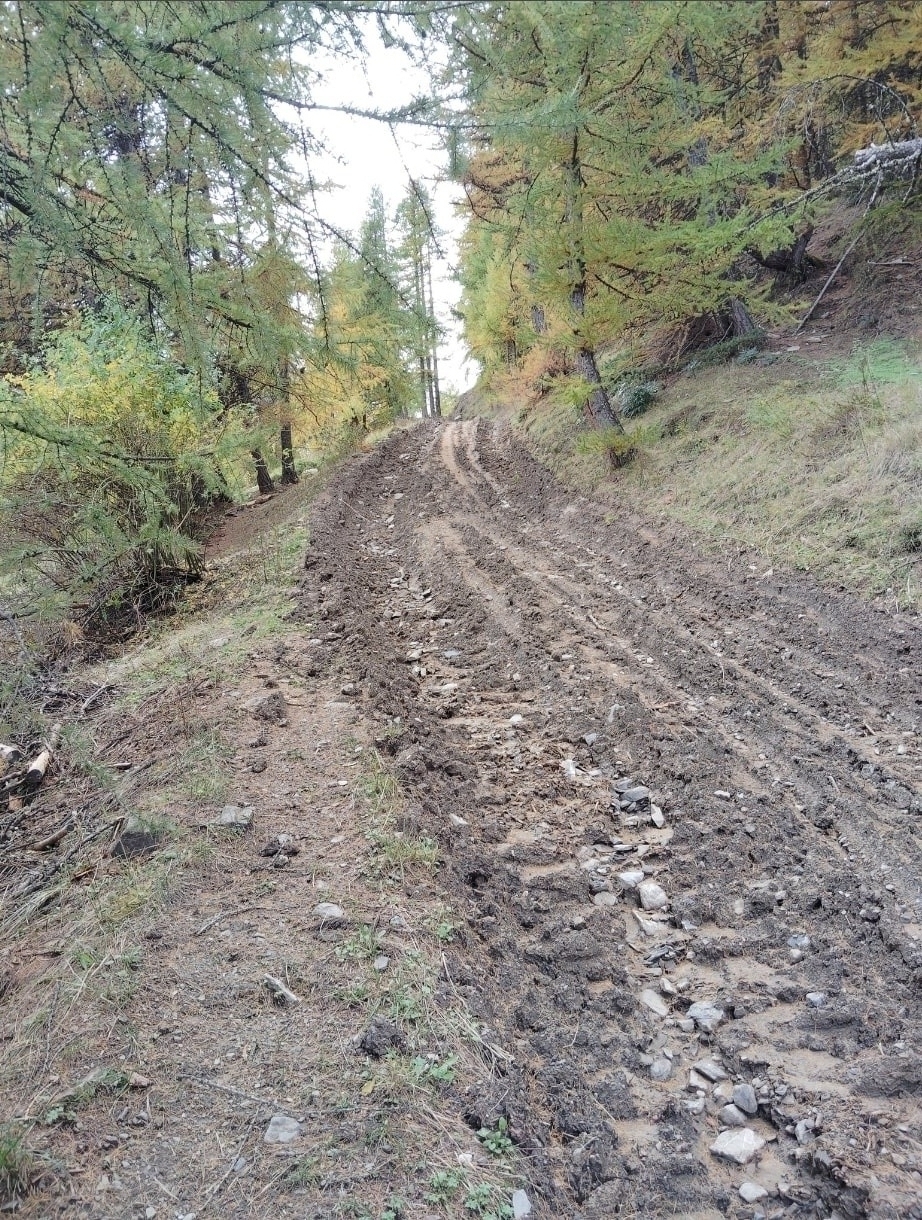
top-left (260, 833), bottom-right (297, 857)
top-left (214, 805), bottom-right (254, 829)
top-left (688, 1069), bottom-right (710, 1090)
top-left (694, 1059), bottom-right (728, 1082)
top-left (581, 732), bottom-right (598, 747)
top-left (677, 1018), bottom-right (695, 1033)
top-left (650, 1058), bottom-right (673, 1081)
top-left (684, 1097), bottom-right (706, 1115)
top-left (373, 955), bottom-right (390, 972)
top-left (787, 934), bottom-right (811, 951)
top-left (795, 1118), bottom-right (815, 1144)
top-left (509, 714), bottom-right (524, 726)
top-left (687, 1001), bottom-right (725, 1033)
top-left (806, 992), bottom-right (827, 1008)
top-left (733, 1083), bottom-right (759, 1115)
top-left (709, 1127), bottom-right (766, 1165)
top-left (145, 1208), bottom-right (157, 1219)
top-left (720, 1104), bottom-right (747, 1127)
top-left (264, 1115), bottom-right (302, 1144)
top-left (617, 869), bottom-right (645, 889)
top-left (640, 989), bottom-right (670, 1018)
top-left (739, 1182), bottom-right (768, 1203)
top-left (714, 790), bottom-right (733, 800)
top-left (650, 806), bottom-right (665, 828)
top-left (592, 891), bottom-right (620, 907)
top-left (638, 881), bottom-right (668, 911)
top-left (621, 785), bottom-right (651, 806)
top-left (512, 1189), bottom-right (533, 1220)
top-left (313, 902), bottom-right (345, 921)
top-left (660, 978), bottom-right (677, 996)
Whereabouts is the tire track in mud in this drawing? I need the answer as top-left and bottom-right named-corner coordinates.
top-left (302, 419), bottom-right (922, 1219)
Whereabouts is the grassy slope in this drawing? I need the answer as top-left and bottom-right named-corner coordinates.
top-left (500, 336), bottom-right (922, 610)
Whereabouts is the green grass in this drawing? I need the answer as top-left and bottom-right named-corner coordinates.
top-left (0, 1124), bottom-right (37, 1201)
top-left (518, 337), bottom-right (922, 607)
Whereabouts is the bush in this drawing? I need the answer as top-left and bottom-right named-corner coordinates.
top-left (616, 378), bottom-right (660, 417)
top-left (0, 303), bottom-right (236, 638)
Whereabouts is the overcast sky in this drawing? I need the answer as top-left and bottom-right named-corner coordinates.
top-left (306, 28), bottom-right (474, 392)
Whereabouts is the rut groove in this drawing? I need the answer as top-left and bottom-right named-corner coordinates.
top-left (303, 419), bottom-right (922, 1219)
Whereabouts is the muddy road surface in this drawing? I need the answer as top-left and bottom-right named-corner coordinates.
top-left (302, 418), bottom-right (922, 1219)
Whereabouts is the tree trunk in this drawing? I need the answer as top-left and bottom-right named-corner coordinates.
top-left (531, 303), bottom-right (547, 335)
top-left (728, 297), bottom-right (757, 337)
top-left (280, 423), bottom-right (298, 485)
top-left (564, 99), bottom-right (625, 436)
top-left (426, 254), bottom-right (442, 417)
top-left (252, 449), bottom-right (274, 495)
top-left (574, 344), bottom-right (619, 430)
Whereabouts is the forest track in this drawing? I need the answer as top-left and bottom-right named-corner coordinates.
top-left (303, 417), bottom-right (922, 1219)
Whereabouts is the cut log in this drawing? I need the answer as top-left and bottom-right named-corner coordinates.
top-left (24, 722), bottom-right (61, 788)
top-left (0, 743), bottom-right (20, 779)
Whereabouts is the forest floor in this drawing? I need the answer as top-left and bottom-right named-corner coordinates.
top-left (2, 415), bottom-right (921, 1220)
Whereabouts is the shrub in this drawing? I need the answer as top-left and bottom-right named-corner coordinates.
top-left (0, 303), bottom-right (238, 638)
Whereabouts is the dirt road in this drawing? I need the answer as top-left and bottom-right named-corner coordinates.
top-left (303, 417), bottom-right (922, 1219)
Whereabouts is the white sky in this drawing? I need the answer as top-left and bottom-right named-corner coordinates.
top-left (305, 29), bottom-right (475, 393)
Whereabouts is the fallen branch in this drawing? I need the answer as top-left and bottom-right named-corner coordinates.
top-left (263, 973), bottom-right (303, 1006)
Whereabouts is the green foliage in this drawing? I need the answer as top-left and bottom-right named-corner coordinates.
top-left (463, 1182), bottom-right (514, 1219)
top-left (0, 303), bottom-right (238, 635)
top-left (426, 1168), bottom-right (464, 1204)
top-left (411, 1053), bottom-right (458, 1086)
top-left (616, 380), bottom-right (661, 419)
top-left (476, 1117), bottom-right (513, 1158)
top-left (0, 1125), bottom-right (37, 1201)
top-left (833, 339), bottom-right (921, 389)
top-left (449, 1), bottom-right (922, 377)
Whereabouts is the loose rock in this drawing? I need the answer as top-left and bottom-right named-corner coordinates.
top-left (621, 785), bottom-right (651, 807)
top-left (640, 989), bottom-right (670, 1018)
top-left (638, 880), bottom-right (668, 911)
top-left (806, 991), bottom-right (827, 1008)
top-left (213, 805), bottom-right (254, 830)
top-left (733, 1083), bottom-right (759, 1115)
top-left (592, 891), bottom-right (620, 907)
top-left (739, 1182), bottom-right (769, 1203)
top-left (264, 1115), bottom-right (302, 1144)
top-left (650, 1058), bottom-right (673, 1081)
top-left (313, 901), bottom-right (345, 922)
top-left (687, 1001), bottom-right (725, 1033)
top-left (512, 1189), bottom-right (533, 1220)
top-left (694, 1059), bottom-right (728, 1082)
top-left (720, 1104), bottom-right (747, 1127)
top-left (709, 1128), bottom-right (766, 1165)
top-left (617, 869), bottom-right (645, 889)
top-left (252, 691), bottom-right (289, 724)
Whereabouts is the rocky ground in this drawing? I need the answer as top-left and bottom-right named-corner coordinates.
top-left (302, 417), bottom-right (922, 1218)
top-left (2, 415), bottom-right (920, 1220)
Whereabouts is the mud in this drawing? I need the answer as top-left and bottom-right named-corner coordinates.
top-left (301, 418), bottom-right (922, 1219)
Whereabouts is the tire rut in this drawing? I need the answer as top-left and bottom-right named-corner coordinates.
top-left (301, 420), bottom-right (922, 1219)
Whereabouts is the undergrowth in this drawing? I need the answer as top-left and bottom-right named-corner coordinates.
top-left (516, 337), bottom-right (922, 607)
